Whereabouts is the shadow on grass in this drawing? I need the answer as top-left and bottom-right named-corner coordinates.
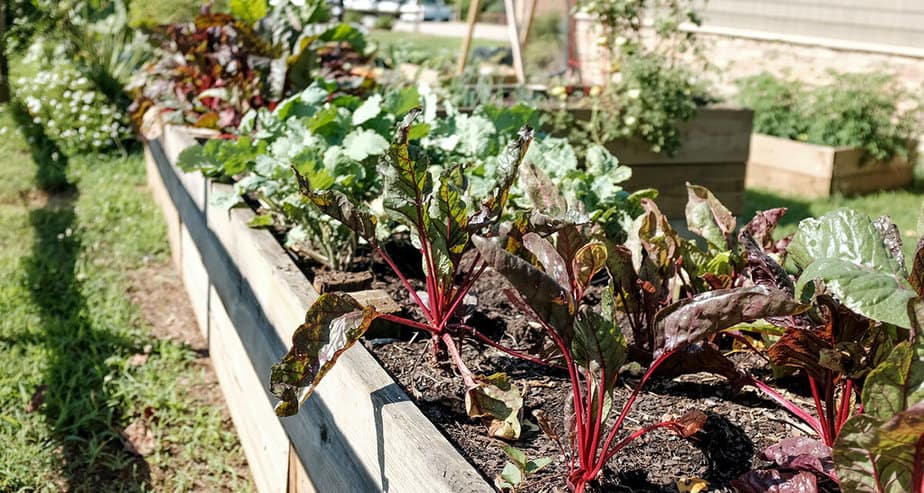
top-left (9, 101), bottom-right (71, 192)
top-left (20, 121), bottom-right (152, 491)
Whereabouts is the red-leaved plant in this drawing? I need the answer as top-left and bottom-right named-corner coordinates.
top-left (474, 223), bottom-right (806, 492)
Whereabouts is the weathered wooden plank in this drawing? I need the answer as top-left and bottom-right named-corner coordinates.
top-left (209, 285), bottom-right (290, 493)
top-left (150, 126), bottom-right (493, 493)
top-left (746, 162), bottom-right (831, 198)
top-left (749, 134), bottom-right (838, 177)
top-left (144, 142), bottom-right (182, 269)
top-left (747, 134), bottom-right (914, 198)
top-left (180, 223), bottom-right (210, 340)
top-left (581, 107), bottom-right (754, 165)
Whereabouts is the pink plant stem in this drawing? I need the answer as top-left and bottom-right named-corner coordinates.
top-left (441, 332), bottom-right (477, 389)
top-left (808, 375), bottom-right (832, 445)
top-left (593, 350), bottom-right (675, 478)
top-left (373, 243), bottom-right (435, 325)
top-left (746, 376), bottom-right (826, 439)
top-left (376, 313), bottom-right (435, 334)
top-left (836, 378), bottom-right (854, 436)
top-left (439, 264), bottom-right (487, 331)
top-left (587, 367), bottom-right (607, 466)
top-left (912, 434), bottom-right (924, 493)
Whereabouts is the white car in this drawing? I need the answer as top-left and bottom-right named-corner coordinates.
top-left (399, 0), bottom-right (452, 21)
top-left (344, 0), bottom-right (378, 12)
top-left (376, 0), bottom-right (403, 14)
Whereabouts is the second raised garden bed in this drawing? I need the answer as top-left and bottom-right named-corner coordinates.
top-left (746, 133), bottom-right (916, 198)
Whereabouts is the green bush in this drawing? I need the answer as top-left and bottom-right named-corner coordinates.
top-left (373, 14), bottom-right (395, 30)
top-left (128, 0), bottom-right (228, 27)
top-left (17, 62), bottom-right (132, 155)
top-left (737, 72), bottom-right (922, 161)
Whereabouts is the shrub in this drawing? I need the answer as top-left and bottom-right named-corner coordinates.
top-left (736, 72), bottom-right (922, 161)
top-left (18, 62), bottom-right (132, 155)
top-left (373, 14), bottom-right (395, 30)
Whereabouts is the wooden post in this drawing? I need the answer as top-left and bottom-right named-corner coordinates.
top-left (455, 0), bottom-right (482, 75)
top-left (504, 0), bottom-right (526, 84)
top-left (518, 0), bottom-right (537, 46)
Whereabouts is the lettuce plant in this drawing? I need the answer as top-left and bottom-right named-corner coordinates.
top-left (270, 111), bottom-right (542, 439)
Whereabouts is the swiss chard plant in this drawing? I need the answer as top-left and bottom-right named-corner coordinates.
top-left (473, 216), bottom-right (806, 492)
top-left (733, 208), bottom-right (924, 489)
top-left (270, 111), bottom-right (546, 439)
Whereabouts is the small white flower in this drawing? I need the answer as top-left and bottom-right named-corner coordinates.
top-left (627, 88), bottom-right (641, 99)
top-left (624, 116), bottom-right (637, 126)
top-left (615, 36), bottom-right (627, 46)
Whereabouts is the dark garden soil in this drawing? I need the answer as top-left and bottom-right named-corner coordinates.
top-left (266, 223), bottom-right (820, 493)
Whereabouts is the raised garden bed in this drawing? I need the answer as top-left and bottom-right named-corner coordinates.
top-left (143, 124), bottom-right (493, 493)
top-left (746, 133), bottom-right (916, 198)
top-left (142, 124), bottom-right (808, 492)
top-left (568, 107), bottom-right (753, 218)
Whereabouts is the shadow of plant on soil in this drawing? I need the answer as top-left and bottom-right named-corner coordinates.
top-left (22, 150), bottom-right (152, 490)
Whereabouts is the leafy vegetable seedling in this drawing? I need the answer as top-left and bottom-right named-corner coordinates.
top-left (270, 110), bottom-right (542, 438)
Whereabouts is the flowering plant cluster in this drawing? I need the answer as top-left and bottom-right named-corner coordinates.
top-left (19, 63), bottom-right (132, 156)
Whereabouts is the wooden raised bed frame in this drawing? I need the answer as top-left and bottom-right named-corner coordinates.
top-left (567, 107), bottom-right (753, 218)
top-left (143, 125), bottom-right (493, 493)
top-left (746, 133), bottom-right (916, 199)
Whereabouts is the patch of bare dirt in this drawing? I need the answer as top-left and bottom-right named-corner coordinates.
top-left (125, 260), bottom-right (252, 488)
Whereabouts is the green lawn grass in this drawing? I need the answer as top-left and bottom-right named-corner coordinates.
top-left (369, 29), bottom-right (504, 68)
top-left (0, 107), bottom-right (253, 491)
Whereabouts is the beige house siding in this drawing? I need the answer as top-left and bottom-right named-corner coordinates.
top-left (700, 0), bottom-right (924, 49)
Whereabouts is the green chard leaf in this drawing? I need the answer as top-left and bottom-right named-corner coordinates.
top-left (685, 183), bottom-right (736, 249)
top-left (292, 166), bottom-right (378, 242)
top-left (471, 126), bottom-right (534, 227)
top-left (789, 209), bottom-right (915, 328)
top-left (381, 109), bottom-right (432, 226)
top-left (270, 293), bottom-right (379, 417)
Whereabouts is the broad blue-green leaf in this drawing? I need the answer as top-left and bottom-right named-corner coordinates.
top-left (343, 129), bottom-right (388, 161)
top-left (351, 94), bottom-right (383, 126)
top-left (210, 191), bottom-right (243, 210)
top-left (455, 113), bottom-right (497, 156)
top-left (384, 86), bottom-right (420, 116)
top-left (270, 293), bottom-right (379, 416)
top-left (787, 209), bottom-right (904, 273)
top-left (796, 258), bottom-right (915, 328)
top-left (585, 144), bottom-right (630, 203)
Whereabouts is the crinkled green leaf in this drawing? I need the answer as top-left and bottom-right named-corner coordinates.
top-left (465, 372), bottom-right (524, 439)
top-left (383, 86), bottom-right (420, 116)
top-left (210, 191), bottom-right (243, 210)
top-left (270, 293), bottom-right (379, 416)
top-left (230, 0), bottom-right (267, 22)
top-left (653, 286), bottom-right (809, 356)
top-left (381, 109), bottom-right (432, 226)
top-left (795, 258), bottom-right (915, 328)
top-left (343, 128), bottom-right (388, 161)
top-left (572, 303), bottom-right (626, 401)
top-left (685, 183), bottom-right (736, 249)
top-left (292, 167), bottom-right (378, 242)
top-left (428, 163), bottom-right (469, 283)
top-left (787, 209), bottom-right (904, 274)
top-left (471, 126), bottom-right (533, 228)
